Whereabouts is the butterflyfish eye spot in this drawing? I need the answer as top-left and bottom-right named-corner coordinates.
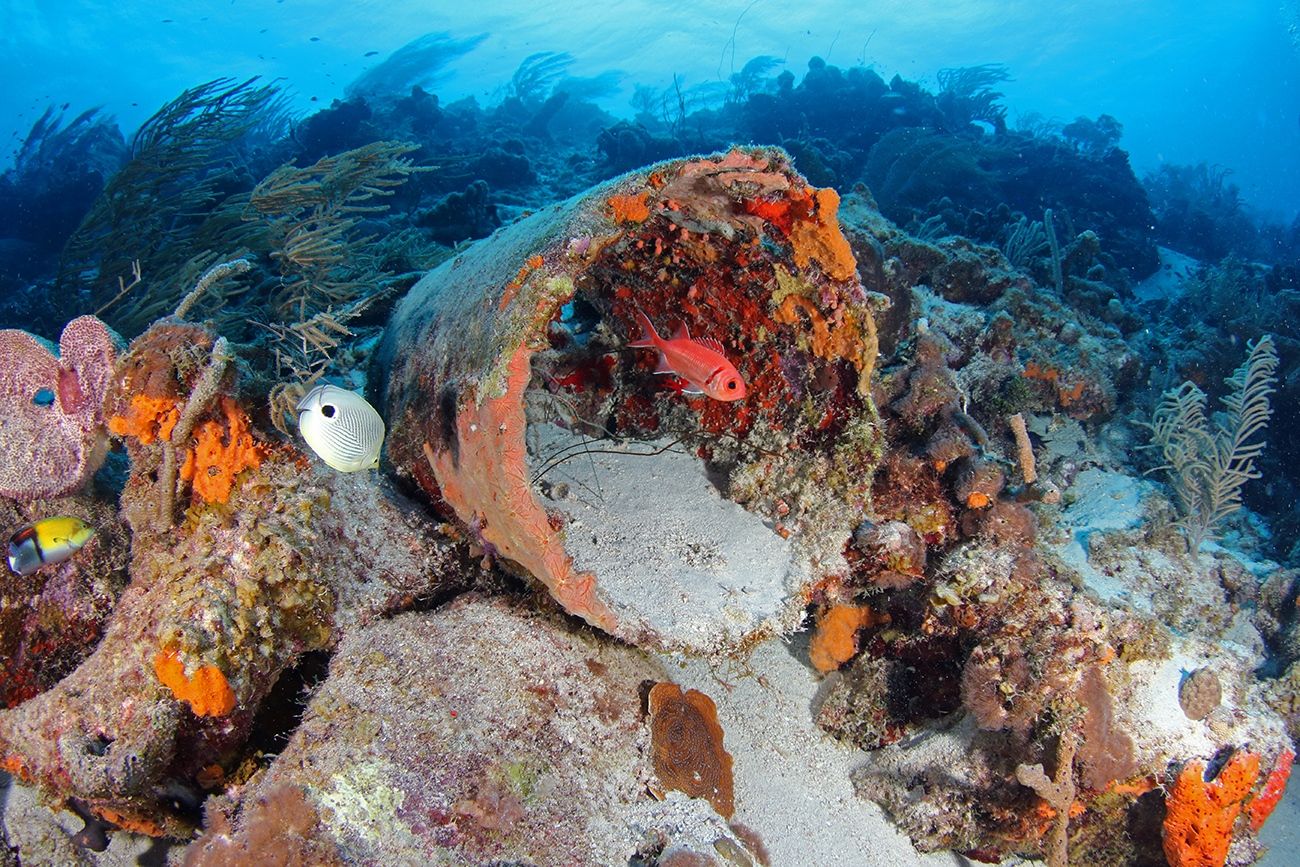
top-left (32, 388), bottom-right (54, 406)
top-left (322, 404), bottom-right (336, 418)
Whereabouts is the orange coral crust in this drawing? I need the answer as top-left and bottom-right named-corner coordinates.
top-left (648, 682), bottom-right (735, 818)
top-left (108, 393), bottom-right (180, 444)
top-left (1023, 361), bottom-right (1086, 408)
top-left (967, 491), bottom-right (992, 509)
top-left (90, 806), bottom-right (168, 838)
top-left (741, 185), bottom-right (856, 281)
top-left (424, 336), bottom-right (619, 633)
top-left (607, 191), bottom-right (651, 223)
top-left (1248, 749), bottom-right (1294, 831)
top-left (179, 396), bottom-right (266, 504)
top-left (1, 754), bottom-right (32, 783)
top-left (810, 604), bottom-right (876, 673)
top-left (499, 254), bottom-right (548, 312)
top-left (153, 646), bottom-right (236, 717)
top-left (1163, 752), bottom-right (1260, 867)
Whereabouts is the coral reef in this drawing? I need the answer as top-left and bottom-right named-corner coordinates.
top-left (0, 316), bottom-right (470, 839)
top-left (2, 45), bottom-right (1298, 863)
top-left (802, 187), bottom-right (1296, 866)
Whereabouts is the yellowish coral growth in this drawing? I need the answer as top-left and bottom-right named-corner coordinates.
top-left (772, 268), bottom-right (879, 394)
top-left (788, 187), bottom-right (857, 282)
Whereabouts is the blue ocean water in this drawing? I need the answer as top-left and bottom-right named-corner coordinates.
top-left (2, 1), bottom-right (1300, 865)
top-left (4, 1), bottom-right (1299, 220)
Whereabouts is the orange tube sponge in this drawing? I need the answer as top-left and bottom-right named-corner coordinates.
top-left (153, 646), bottom-right (236, 717)
top-left (810, 604), bottom-right (876, 673)
top-left (1249, 749), bottom-right (1294, 832)
top-left (1163, 752), bottom-right (1261, 867)
top-left (179, 396), bottom-right (266, 504)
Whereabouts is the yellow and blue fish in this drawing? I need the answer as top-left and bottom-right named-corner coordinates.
top-left (7, 516), bottom-right (95, 576)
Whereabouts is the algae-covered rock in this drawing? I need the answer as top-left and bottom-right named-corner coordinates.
top-left (189, 595), bottom-right (665, 864)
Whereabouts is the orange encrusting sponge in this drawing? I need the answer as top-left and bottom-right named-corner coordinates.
top-left (810, 604), bottom-right (879, 673)
top-left (153, 646), bottom-right (236, 717)
top-left (179, 396), bottom-right (266, 504)
top-left (607, 191), bottom-right (651, 223)
top-left (108, 394), bottom-right (180, 444)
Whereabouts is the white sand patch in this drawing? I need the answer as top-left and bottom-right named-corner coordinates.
top-left (1134, 245), bottom-right (1201, 302)
top-left (530, 423), bottom-right (809, 654)
top-left (658, 636), bottom-right (956, 867)
top-left (1122, 654), bottom-right (1220, 764)
top-left (1119, 634), bottom-right (1289, 775)
top-left (1048, 468), bottom-right (1153, 604)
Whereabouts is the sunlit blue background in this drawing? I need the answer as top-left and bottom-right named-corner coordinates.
top-left (4, 0), bottom-right (1298, 220)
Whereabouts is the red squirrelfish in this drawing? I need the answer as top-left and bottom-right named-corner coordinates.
top-left (628, 311), bottom-right (747, 401)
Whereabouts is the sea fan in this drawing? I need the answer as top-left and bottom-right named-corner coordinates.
top-left (1149, 335), bottom-right (1279, 553)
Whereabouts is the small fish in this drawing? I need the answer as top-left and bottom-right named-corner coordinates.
top-left (364, 50), bottom-right (379, 57)
top-left (628, 311), bottom-right (746, 401)
top-left (295, 384), bottom-right (385, 472)
top-left (8, 516), bottom-right (95, 576)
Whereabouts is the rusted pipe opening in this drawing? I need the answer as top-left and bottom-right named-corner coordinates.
top-left (379, 148), bottom-right (882, 653)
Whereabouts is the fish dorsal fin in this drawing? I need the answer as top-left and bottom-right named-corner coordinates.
top-left (696, 336), bottom-right (727, 355)
top-left (671, 322), bottom-right (691, 341)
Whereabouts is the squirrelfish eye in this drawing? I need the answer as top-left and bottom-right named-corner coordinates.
top-left (322, 404), bottom-right (336, 418)
top-left (726, 380), bottom-right (738, 390)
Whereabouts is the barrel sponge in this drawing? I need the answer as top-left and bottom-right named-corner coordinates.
top-left (0, 315), bottom-right (119, 500)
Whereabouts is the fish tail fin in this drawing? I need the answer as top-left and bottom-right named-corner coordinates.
top-left (627, 309), bottom-right (660, 349)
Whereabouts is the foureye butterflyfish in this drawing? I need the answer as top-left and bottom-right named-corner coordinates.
top-left (295, 384), bottom-right (385, 472)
